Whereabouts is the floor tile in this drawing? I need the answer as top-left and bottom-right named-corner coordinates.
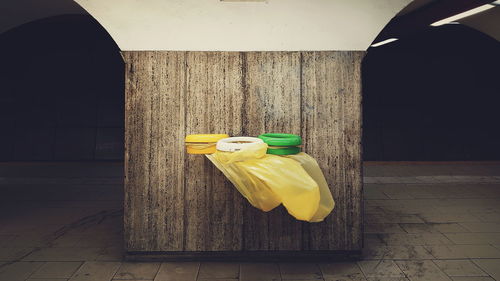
top-left (432, 260), bottom-right (487, 277)
top-left (279, 263), bottom-right (322, 279)
top-left (364, 185), bottom-right (390, 200)
top-left (49, 234), bottom-right (85, 248)
top-left (431, 223), bottom-right (469, 233)
top-left (114, 262), bottom-right (160, 280)
top-left (472, 212), bottom-right (500, 222)
top-left (96, 246), bottom-right (124, 261)
top-left (418, 234), bottom-right (454, 245)
top-left (0, 247), bottom-right (34, 261)
top-left (364, 234), bottom-right (384, 245)
top-left (472, 259), bottom-right (500, 280)
top-left (6, 233), bottom-right (49, 248)
top-left (399, 224), bottom-right (440, 234)
top-left (78, 233), bottom-right (121, 248)
top-left (197, 279), bottom-right (238, 281)
top-left (419, 212), bottom-right (480, 223)
top-left (358, 261), bottom-right (404, 278)
top-left (320, 262), bottom-right (364, 280)
top-left (325, 275), bottom-right (366, 281)
top-left (395, 260), bottom-right (452, 281)
top-left (381, 187), bottom-right (415, 200)
top-left (365, 214), bottom-right (424, 224)
top-left (445, 233), bottom-right (500, 244)
top-left (26, 278), bottom-right (68, 281)
top-left (0, 235), bottom-right (17, 247)
top-left (365, 205), bottom-right (387, 215)
top-left (450, 277), bottom-right (495, 281)
top-left (154, 262), bottom-right (199, 281)
top-left (22, 247), bottom-right (102, 261)
top-left (68, 261), bottom-right (121, 281)
top-left (198, 262), bottom-right (239, 279)
top-left (240, 263), bottom-right (280, 281)
top-left (424, 245), bottom-right (500, 259)
top-left (0, 261), bottom-right (44, 281)
top-left (365, 224), bottom-right (406, 234)
top-left (459, 222), bottom-right (500, 232)
top-left (362, 245), bottom-right (433, 260)
top-left (377, 233), bottom-right (453, 246)
top-left (31, 261), bottom-right (83, 278)
top-left (367, 277), bottom-right (410, 281)
top-left (398, 223), bottom-right (468, 234)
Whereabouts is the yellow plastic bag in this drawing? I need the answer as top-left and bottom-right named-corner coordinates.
top-left (285, 153), bottom-right (335, 222)
top-left (258, 133), bottom-right (335, 222)
top-left (206, 137), bottom-right (321, 222)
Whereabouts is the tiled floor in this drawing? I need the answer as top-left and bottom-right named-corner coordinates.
top-left (1, 162), bottom-right (500, 281)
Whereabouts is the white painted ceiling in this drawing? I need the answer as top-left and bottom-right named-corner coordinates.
top-left (0, 0), bottom-right (497, 50)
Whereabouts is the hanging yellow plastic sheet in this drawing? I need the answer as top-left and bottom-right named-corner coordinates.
top-left (285, 153), bottom-right (335, 222)
top-left (258, 133), bottom-right (335, 222)
top-left (206, 137), bottom-right (321, 222)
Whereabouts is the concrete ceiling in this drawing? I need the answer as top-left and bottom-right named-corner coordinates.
top-left (2, 0), bottom-right (413, 50)
top-left (396, 0), bottom-right (499, 41)
top-left (0, 0), bottom-right (498, 49)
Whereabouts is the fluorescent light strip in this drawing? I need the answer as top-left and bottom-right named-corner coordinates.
top-left (431, 4), bottom-right (495, 26)
top-left (370, 38), bottom-right (399, 47)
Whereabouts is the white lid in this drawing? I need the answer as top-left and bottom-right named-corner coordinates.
top-left (216, 137), bottom-right (264, 152)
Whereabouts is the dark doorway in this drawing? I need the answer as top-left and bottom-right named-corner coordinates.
top-left (363, 24), bottom-right (500, 161)
top-left (0, 15), bottom-right (124, 161)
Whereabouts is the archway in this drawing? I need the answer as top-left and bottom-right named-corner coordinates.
top-left (363, 1), bottom-right (500, 161)
top-left (0, 15), bottom-right (124, 161)
top-left (0, 14), bottom-right (125, 264)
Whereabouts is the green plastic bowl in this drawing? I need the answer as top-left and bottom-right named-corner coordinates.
top-left (258, 133), bottom-right (302, 155)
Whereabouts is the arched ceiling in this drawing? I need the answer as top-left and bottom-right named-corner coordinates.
top-left (1, 0), bottom-right (497, 51)
top-left (74, 0), bottom-right (414, 51)
top-left (2, 0), bottom-right (413, 50)
top-left (383, 0), bottom-right (500, 42)
top-left (460, 6), bottom-right (500, 41)
top-left (0, 0), bottom-right (87, 34)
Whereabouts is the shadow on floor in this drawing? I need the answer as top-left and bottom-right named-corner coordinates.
top-left (0, 162), bottom-right (500, 280)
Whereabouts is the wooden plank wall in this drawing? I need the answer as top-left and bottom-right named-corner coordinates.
top-left (123, 51), bottom-right (364, 253)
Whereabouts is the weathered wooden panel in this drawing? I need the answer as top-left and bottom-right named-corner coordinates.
top-left (124, 52), bottom-right (186, 251)
top-left (184, 52), bottom-right (245, 251)
top-left (123, 50), bottom-right (364, 255)
top-left (243, 52), bottom-right (303, 251)
top-left (301, 52), bottom-right (364, 251)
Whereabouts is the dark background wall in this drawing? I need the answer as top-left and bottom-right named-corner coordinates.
top-left (1, 17), bottom-right (499, 162)
top-left (0, 15), bottom-right (124, 161)
top-left (363, 25), bottom-right (500, 161)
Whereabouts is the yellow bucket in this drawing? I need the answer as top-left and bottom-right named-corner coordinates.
top-left (185, 134), bottom-right (229, 154)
